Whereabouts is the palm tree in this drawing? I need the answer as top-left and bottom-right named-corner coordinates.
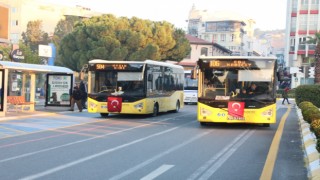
top-left (305, 32), bottom-right (320, 84)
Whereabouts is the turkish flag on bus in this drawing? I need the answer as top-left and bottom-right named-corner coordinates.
top-left (107, 96), bottom-right (122, 112)
top-left (228, 101), bottom-right (245, 117)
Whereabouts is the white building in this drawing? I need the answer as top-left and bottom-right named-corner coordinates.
top-left (0, 0), bottom-right (101, 44)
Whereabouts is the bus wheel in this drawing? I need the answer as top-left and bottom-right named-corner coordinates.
top-left (262, 123), bottom-right (270, 127)
top-left (100, 113), bottom-right (109, 117)
top-left (152, 104), bottom-right (158, 117)
top-left (200, 122), bottom-right (207, 126)
top-left (174, 100), bottom-right (180, 113)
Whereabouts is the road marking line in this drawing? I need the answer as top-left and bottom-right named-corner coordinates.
top-left (187, 129), bottom-right (253, 180)
top-left (141, 164), bottom-right (174, 180)
top-left (0, 125), bottom-right (26, 133)
top-left (20, 120), bottom-right (195, 180)
top-left (109, 130), bottom-right (210, 180)
top-left (0, 113), bottom-right (193, 164)
top-left (260, 106), bottom-right (291, 180)
top-left (198, 130), bottom-right (255, 180)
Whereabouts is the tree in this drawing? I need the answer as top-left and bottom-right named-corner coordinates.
top-left (0, 44), bottom-right (11, 61)
top-left (52, 16), bottom-right (83, 66)
top-left (21, 20), bottom-right (50, 52)
top-left (57, 14), bottom-right (190, 71)
top-left (306, 32), bottom-right (320, 84)
top-left (18, 41), bottom-right (42, 64)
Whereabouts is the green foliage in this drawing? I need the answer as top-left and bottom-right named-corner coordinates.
top-left (0, 44), bottom-right (11, 61)
top-left (295, 85), bottom-right (320, 107)
top-left (21, 20), bottom-right (50, 52)
top-left (58, 14), bottom-right (191, 71)
top-left (299, 101), bottom-right (314, 109)
top-left (302, 107), bottom-right (320, 123)
top-left (18, 42), bottom-right (41, 64)
top-left (311, 119), bottom-right (320, 138)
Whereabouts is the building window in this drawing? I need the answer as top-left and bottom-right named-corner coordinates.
top-left (201, 47), bottom-right (208, 56)
top-left (309, 14), bottom-right (318, 30)
top-left (11, 7), bottom-right (17, 13)
top-left (11, 20), bottom-right (19, 26)
top-left (299, 15), bottom-right (307, 31)
top-left (220, 34), bottom-right (226, 42)
top-left (230, 34), bottom-right (235, 42)
top-left (292, 0), bottom-right (298, 11)
top-left (212, 34), bottom-right (217, 43)
top-left (300, 0), bottom-right (309, 10)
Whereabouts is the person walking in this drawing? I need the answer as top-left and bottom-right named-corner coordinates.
top-left (79, 81), bottom-right (87, 109)
top-left (282, 87), bottom-right (291, 105)
top-left (69, 84), bottom-right (83, 112)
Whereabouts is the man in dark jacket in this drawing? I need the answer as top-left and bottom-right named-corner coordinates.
top-left (79, 81), bottom-right (87, 109)
top-left (69, 84), bottom-right (83, 112)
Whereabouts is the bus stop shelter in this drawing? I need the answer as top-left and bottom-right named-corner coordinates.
top-left (0, 61), bottom-right (74, 117)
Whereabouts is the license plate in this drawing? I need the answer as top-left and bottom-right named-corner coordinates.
top-left (227, 115), bottom-right (245, 120)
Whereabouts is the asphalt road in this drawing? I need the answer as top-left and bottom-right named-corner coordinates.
top-left (0, 102), bottom-right (308, 180)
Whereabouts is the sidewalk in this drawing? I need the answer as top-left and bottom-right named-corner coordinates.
top-left (0, 104), bottom-right (83, 121)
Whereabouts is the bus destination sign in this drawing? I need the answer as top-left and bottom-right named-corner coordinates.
top-left (209, 60), bottom-right (252, 68)
top-left (95, 64), bottom-right (128, 70)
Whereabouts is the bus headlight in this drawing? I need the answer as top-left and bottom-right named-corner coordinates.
top-left (200, 108), bottom-right (212, 116)
top-left (134, 102), bottom-right (144, 110)
top-left (261, 109), bottom-right (273, 116)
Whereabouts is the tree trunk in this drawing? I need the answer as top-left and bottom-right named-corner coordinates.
top-left (315, 59), bottom-right (320, 84)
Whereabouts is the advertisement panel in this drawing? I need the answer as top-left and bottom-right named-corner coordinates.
top-left (46, 74), bottom-right (73, 106)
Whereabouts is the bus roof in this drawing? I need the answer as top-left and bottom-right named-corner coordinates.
top-left (199, 56), bottom-right (277, 60)
top-left (89, 59), bottom-right (184, 70)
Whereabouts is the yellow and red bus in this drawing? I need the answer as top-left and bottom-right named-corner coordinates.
top-left (87, 59), bottom-right (184, 117)
top-left (195, 56), bottom-right (277, 127)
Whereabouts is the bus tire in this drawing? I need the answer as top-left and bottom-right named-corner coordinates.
top-left (200, 122), bottom-right (207, 126)
top-left (152, 104), bottom-right (158, 117)
top-left (173, 100), bottom-right (180, 113)
top-left (262, 123), bottom-right (270, 127)
top-left (100, 113), bottom-right (109, 117)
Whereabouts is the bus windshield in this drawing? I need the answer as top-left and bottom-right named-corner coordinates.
top-left (91, 71), bottom-right (144, 97)
top-left (200, 58), bottom-right (276, 101)
top-left (184, 72), bottom-right (198, 90)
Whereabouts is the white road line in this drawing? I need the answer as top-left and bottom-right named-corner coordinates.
top-left (187, 129), bottom-right (254, 180)
top-left (198, 130), bottom-right (255, 180)
top-left (109, 130), bottom-right (211, 180)
top-left (20, 120), bottom-right (195, 180)
top-left (140, 164), bottom-right (174, 180)
top-left (0, 113), bottom-right (192, 163)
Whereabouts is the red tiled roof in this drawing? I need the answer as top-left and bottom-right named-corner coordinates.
top-left (185, 34), bottom-right (213, 45)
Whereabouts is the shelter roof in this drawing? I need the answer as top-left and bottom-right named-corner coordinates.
top-left (0, 61), bottom-right (73, 73)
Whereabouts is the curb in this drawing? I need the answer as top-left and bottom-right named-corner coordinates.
top-left (296, 107), bottom-right (320, 179)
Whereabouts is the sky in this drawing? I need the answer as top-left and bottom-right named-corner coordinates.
top-left (47, 0), bottom-right (287, 31)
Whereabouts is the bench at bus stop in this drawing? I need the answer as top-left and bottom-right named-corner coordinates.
top-left (7, 96), bottom-right (35, 112)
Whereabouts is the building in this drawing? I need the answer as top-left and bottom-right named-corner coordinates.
top-left (284, 0), bottom-right (318, 86)
top-left (178, 34), bottom-right (231, 69)
top-left (187, 5), bottom-right (257, 56)
top-left (0, 0), bottom-right (101, 44)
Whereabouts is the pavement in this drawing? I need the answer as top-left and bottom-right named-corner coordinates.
top-left (0, 105), bottom-right (84, 121)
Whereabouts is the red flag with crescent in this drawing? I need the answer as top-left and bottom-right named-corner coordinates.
top-left (228, 101), bottom-right (245, 117)
top-left (107, 96), bottom-right (122, 112)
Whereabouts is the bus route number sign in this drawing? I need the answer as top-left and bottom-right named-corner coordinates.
top-left (209, 60), bottom-right (252, 68)
top-left (95, 64), bottom-right (128, 70)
